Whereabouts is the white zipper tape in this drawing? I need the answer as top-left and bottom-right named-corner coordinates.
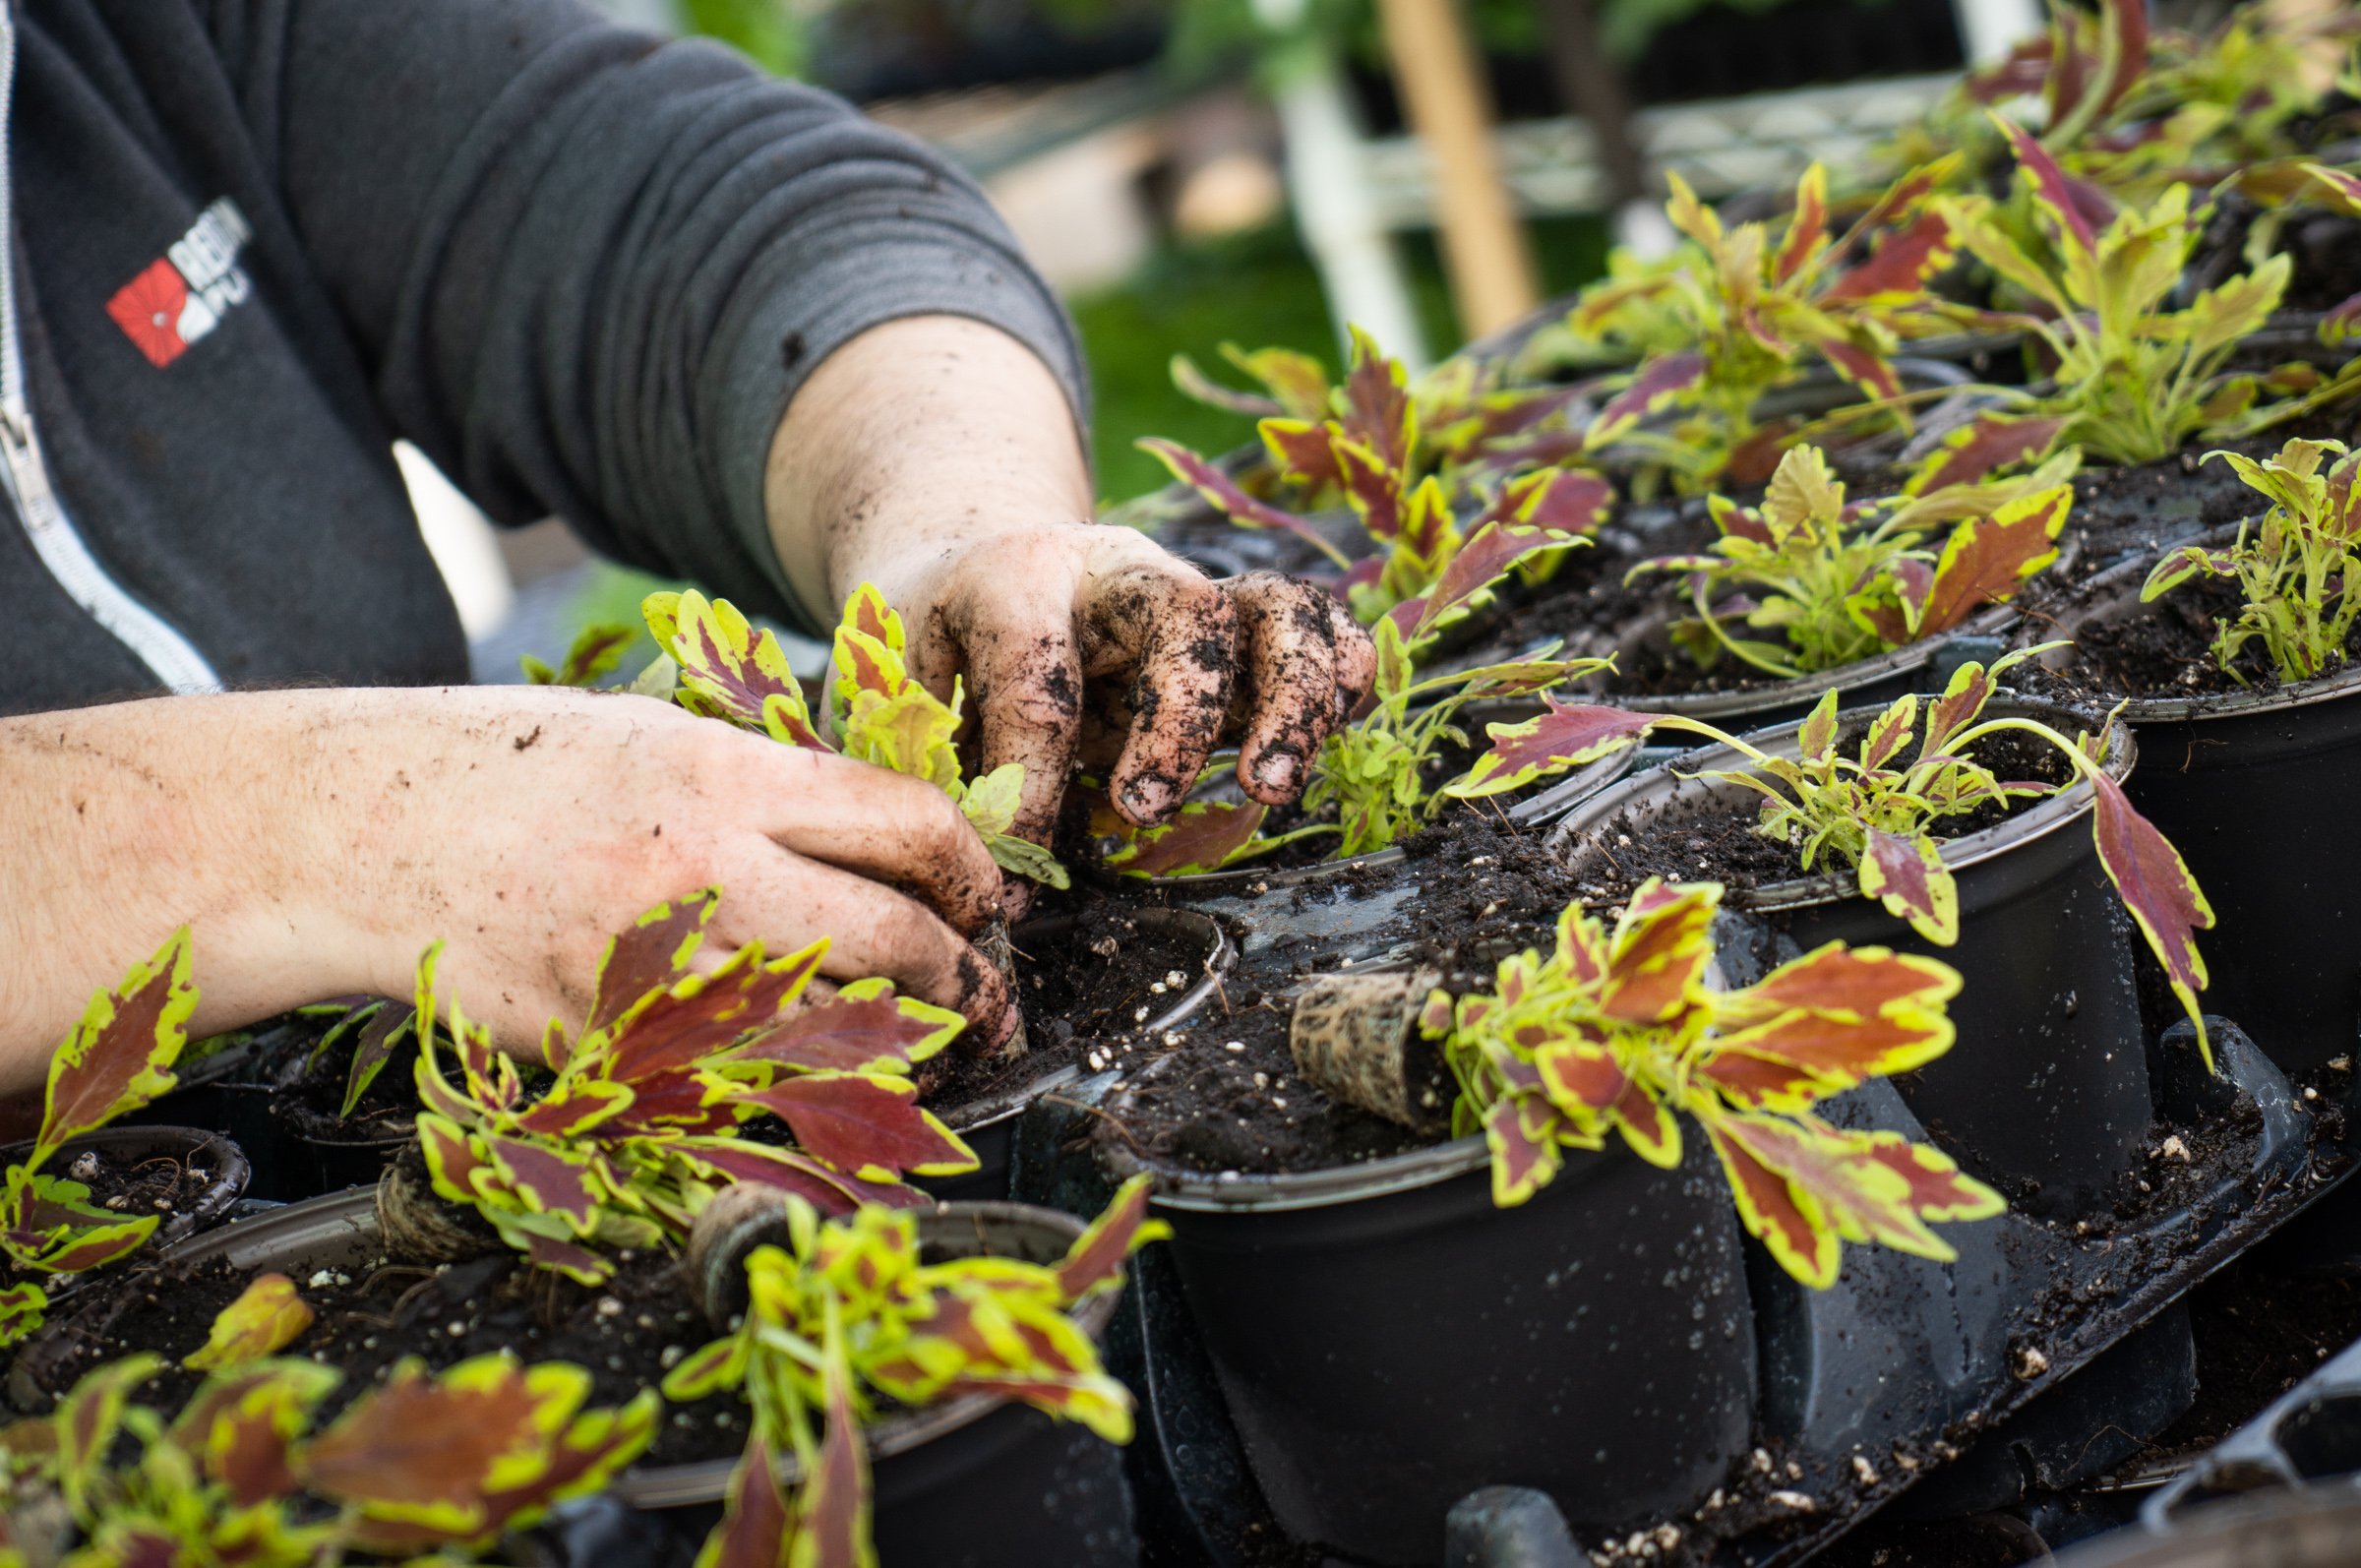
top-left (0, 9), bottom-right (219, 695)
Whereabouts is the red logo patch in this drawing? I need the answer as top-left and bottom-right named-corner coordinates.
top-left (104, 260), bottom-right (191, 368)
top-left (103, 200), bottom-right (253, 368)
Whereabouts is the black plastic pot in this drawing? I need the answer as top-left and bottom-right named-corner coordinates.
top-left (10, 1188), bottom-right (1140, 1566)
top-left (1096, 1056), bottom-right (1757, 1565)
top-left (2022, 528), bottom-right (2361, 1075)
top-left (921, 909), bottom-right (1234, 1203)
top-left (0, 1125), bottom-right (250, 1294)
top-left (1549, 697), bottom-right (2153, 1214)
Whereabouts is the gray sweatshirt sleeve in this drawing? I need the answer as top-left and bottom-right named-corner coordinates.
top-left (210, 0), bottom-right (1087, 631)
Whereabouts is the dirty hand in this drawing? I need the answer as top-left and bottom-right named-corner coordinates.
top-left (767, 316), bottom-right (1376, 853)
top-left (0, 686), bottom-right (1017, 1093)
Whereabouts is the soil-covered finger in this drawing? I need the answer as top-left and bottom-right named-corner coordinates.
top-left (954, 594), bottom-right (1088, 846)
top-left (749, 747), bottom-right (1004, 935)
top-left (706, 848), bottom-right (1015, 1053)
top-left (1231, 573), bottom-right (1346, 803)
top-left (1083, 565), bottom-right (1239, 825)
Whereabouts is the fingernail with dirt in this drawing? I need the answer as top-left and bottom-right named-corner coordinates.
top-left (1255, 748), bottom-right (1301, 797)
top-left (1123, 775), bottom-right (1177, 822)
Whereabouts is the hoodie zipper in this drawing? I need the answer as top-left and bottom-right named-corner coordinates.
top-left (0, 8), bottom-right (218, 694)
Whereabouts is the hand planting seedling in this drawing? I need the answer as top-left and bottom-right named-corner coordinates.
top-left (1629, 444), bottom-right (2073, 679)
top-left (1142, 328), bottom-right (1614, 637)
top-left (664, 1176), bottom-right (1163, 1567)
top-left (1549, 158), bottom-right (1966, 491)
top-left (0, 930), bottom-right (200, 1353)
top-left (0, 1338), bottom-right (654, 1561)
top-left (1464, 654), bottom-right (2217, 1059)
top-left (1104, 618), bottom-right (1630, 873)
top-left (1419, 878), bottom-right (2002, 1287)
top-left (644, 583), bottom-right (1067, 889)
top-left (407, 889), bottom-right (976, 1285)
top-left (1938, 118), bottom-right (2299, 468)
top-left (2142, 437), bottom-right (2361, 684)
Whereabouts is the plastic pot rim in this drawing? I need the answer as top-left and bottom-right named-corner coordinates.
top-left (1543, 694), bottom-right (2138, 919)
top-left (0, 1125), bottom-right (252, 1269)
top-left (2028, 522), bottom-right (2361, 725)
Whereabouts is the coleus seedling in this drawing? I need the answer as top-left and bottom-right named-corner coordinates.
top-left (1939, 118), bottom-right (2295, 468)
top-left (2143, 437), bottom-right (2361, 685)
top-left (1105, 620), bottom-right (1626, 873)
top-left (1420, 878), bottom-right (2002, 1288)
top-left (1629, 444), bottom-right (2073, 679)
top-left (645, 585), bottom-right (1067, 888)
top-left (1143, 328), bottom-right (1614, 637)
top-left (0, 929), bottom-right (200, 1354)
top-left (0, 1339), bottom-right (655, 1563)
top-left (1941, 0), bottom-right (2354, 199)
top-left (1461, 652), bottom-right (2219, 1062)
top-left (520, 621), bottom-right (636, 687)
top-left (1556, 157), bottom-right (1966, 491)
top-left (414, 888), bottom-right (977, 1285)
top-left (663, 1176), bottom-right (1163, 1568)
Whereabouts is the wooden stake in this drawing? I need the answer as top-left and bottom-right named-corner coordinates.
top-left (1371, 0), bottom-right (1541, 338)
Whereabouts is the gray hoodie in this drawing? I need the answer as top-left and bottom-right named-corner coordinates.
top-left (0, 0), bottom-right (1083, 713)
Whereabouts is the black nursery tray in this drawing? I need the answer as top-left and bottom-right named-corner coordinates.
top-left (1012, 1006), bottom-right (2354, 1568)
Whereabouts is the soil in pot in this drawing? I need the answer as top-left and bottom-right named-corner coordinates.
top-left (1556, 710), bottom-right (2157, 1217)
top-left (2007, 523), bottom-right (2361, 1074)
top-left (917, 900), bottom-right (1222, 1116)
top-left (33, 1239), bottom-right (748, 1468)
top-left (272, 1025), bottom-right (421, 1148)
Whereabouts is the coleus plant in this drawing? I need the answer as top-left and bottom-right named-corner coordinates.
top-left (1458, 652), bottom-right (2219, 1061)
top-left (663, 1177), bottom-right (1164, 1568)
top-left (2143, 437), bottom-right (2361, 685)
top-left (1629, 444), bottom-right (2074, 679)
top-left (415, 888), bottom-right (977, 1285)
top-left (520, 621), bottom-right (635, 687)
top-left (0, 1340), bottom-right (654, 1564)
top-left (0, 930), bottom-right (199, 1354)
top-left (1928, 0), bottom-right (2358, 199)
top-left (1105, 620), bottom-right (1625, 873)
top-left (1420, 878), bottom-right (2002, 1288)
top-left (1142, 328), bottom-right (1614, 636)
top-left (644, 585), bottom-right (1066, 888)
top-left (1549, 157), bottom-right (1966, 491)
top-left (1938, 118), bottom-right (2296, 468)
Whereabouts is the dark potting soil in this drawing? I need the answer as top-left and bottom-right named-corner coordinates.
top-left (274, 1023), bottom-right (420, 1145)
top-left (1095, 813), bottom-right (1586, 1178)
top-left (0, 1144), bottom-right (223, 1292)
top-left (915, 901), bottom-right (1218, 1115)
top-left (36, 1243), bottom-right (747, 1467)
top-left (2018, 568), bottom-right (2361, 707)
top-left (1567, 727), bottom-right (2077, 909)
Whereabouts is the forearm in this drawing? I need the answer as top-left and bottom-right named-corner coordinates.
top-left (765, 316), bottom-right (1094, 616)
top-left (0, 695), bottom-right (346, 1095)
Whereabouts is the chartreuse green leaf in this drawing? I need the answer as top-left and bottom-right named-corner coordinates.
top-left (1423, 880), bottom-right (1996, 1287)
top-left (1464, 655), bottom-right (2214, 1066)
top-left (184, 1274), bottom-right (314, 1372)
top-left (409, 890), bottom-right (979, 1288)
top-left (642, 585), bottom-right (1068, 887)
top-left (676, 1179), bottom-right (1162, 1568)
top-left (2142, 439), bottom-right (2361, 686)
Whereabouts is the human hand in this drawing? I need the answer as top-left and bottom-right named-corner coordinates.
top-left (861, 526), bottom-right (1375, 842)
top-left (303, 687), bottom-right (1018, 1054)
top-left (0, 683), bottom-right (1021, 1090)
top-left (767, 317), bottom-right (1375, 866)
